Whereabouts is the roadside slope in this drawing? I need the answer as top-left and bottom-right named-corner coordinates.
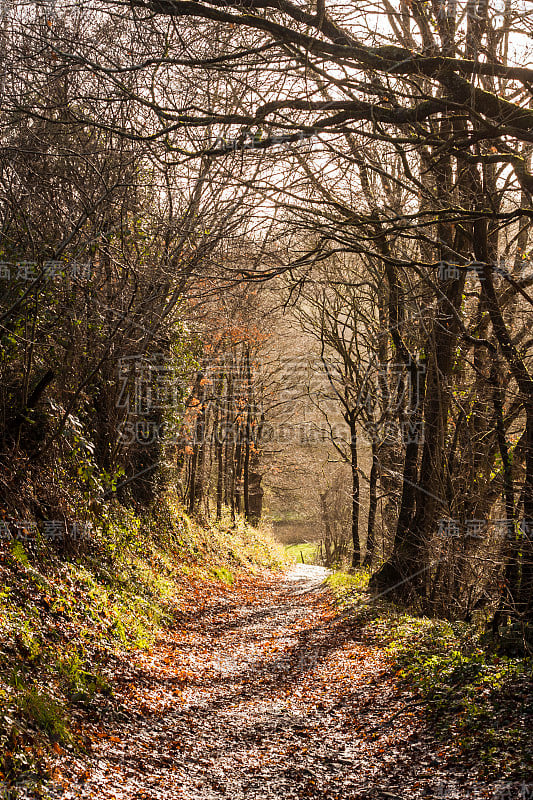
top-left (0, 493), bottom-right (287, 796)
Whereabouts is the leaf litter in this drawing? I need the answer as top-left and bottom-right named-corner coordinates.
top-left (16, 567), bottom-right (529, 800)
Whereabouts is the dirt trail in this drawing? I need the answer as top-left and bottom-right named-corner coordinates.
top-left (35, 567), bottom-right (516, 800)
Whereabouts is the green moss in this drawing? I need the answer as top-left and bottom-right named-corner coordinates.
top-left (211, 566), bottom-right (234, 584)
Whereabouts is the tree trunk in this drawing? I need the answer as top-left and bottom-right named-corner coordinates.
top-left (349, 414), bottom-right (360, 569)
top-left (243, 347), bottom-right (251, 522)
top-left (364, 439), bottom-right (379, 568)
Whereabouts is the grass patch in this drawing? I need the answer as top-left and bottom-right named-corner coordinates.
top-left (18, 688), bottom-right (71, 745)
top-left (325, 569), bottom-right (370, 593)
top-left (285, 541), bottom-right (320, 565)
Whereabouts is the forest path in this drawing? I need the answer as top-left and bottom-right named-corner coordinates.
top-left (43, 567), bottom-right (503, 800)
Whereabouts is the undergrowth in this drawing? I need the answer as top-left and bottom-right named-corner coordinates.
top-left (327, 570), bottom-right (533, 781)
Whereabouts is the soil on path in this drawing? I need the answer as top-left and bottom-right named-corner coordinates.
top-left (36, 567), bottom-right (521, 800)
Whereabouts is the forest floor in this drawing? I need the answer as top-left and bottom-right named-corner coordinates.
top-left (14, 564), bottom-right (530, 800)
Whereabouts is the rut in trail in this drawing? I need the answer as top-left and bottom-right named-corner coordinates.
top-left (39, 567), bottom-right (511, 800)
